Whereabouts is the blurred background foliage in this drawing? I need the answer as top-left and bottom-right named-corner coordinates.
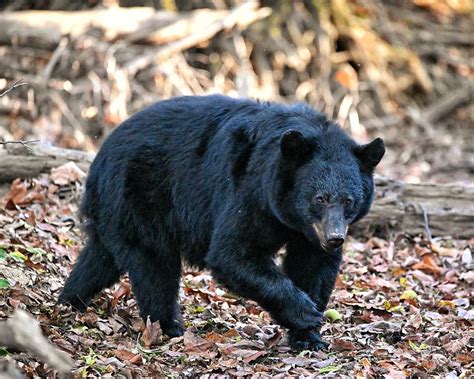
top-left (0, 0), bottom-right (472, 183)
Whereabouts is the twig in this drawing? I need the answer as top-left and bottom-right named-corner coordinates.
top-left (41, 37), bottom-right (69, 82)
top-left (421, 204), bottom-right (433, 242)
top-left (421, 83), bottom-right (473, 124)
top-left (50, 91), bottom-right (83, 131)
top-left (0, 139), bottom-right (40, 146)
top-left (0, 139), bottom-right (40, 153)
top-left (0, 79), bottom-right (27, 97)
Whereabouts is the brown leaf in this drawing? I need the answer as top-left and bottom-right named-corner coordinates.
top-left (335, 64), bottom-right (358, 90)
top-left (76, 310), bottom-right (98, 326)
top-left (4, 178), bottom-right (27, 205)
top-left (205, 331), bottom-right (226, 343)
top-left (114, 349), bottom-right (142, 365)
top-left (420, 360), bottom-right (437, 372)
top-left (403, 311), bottom-right (423, 330)
top-left (359, 357), bottom-right (374, 375)
top-left (52, 338), bottom-right (76, 355)
top-left (50, 162), bottom-right (86, 186)
top-left (219, 358), bottom-right (239, 368)
top-left (332, 338), bottom-right (357, 352)
top-left (430, 242), bottom-right (459, 258)
top-left (456, 354), bottom-right (474, 364)
top-left (242, 349), bottom-right (267, 363)
top-left (411, 254), bottom-right (443, 275)
top-left (141, 317), bottom-right (162, 348)
top-left (111, 281), bottom-right (131, 307)
top-left (369, 276), bottom-right (393, 288)
top-left (184, 330), bottom-right (215, 356)
top-left (223, 328), bottom-right (240, 339)
top-left (443, 335), bottom-right (469, 354)
top-left (3, 179), bottom-right (45, 207)
top-left (24, 259), bottom-right (46, 272)
top-left (221, 345), bottom-right (266, 363)
top-left (131, 317), bottom-right (145, 333)
top-left (262, 328), bottom-right (282, 348)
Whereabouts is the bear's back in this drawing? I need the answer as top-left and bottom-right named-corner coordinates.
top-left (83, 95), bottom-right (330, 255)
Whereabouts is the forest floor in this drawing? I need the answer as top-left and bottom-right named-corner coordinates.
top-left (0, 168), bottom-right (472, 377)
top-left (0, 0), bottom-right (473, 377)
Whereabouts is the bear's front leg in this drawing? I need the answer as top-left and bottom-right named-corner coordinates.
top-left (205, 228), bottom-right (323, 334)
top-left (283, 235), bottom-right (343, 350)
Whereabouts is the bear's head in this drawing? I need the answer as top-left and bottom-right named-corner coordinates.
top-left (273, 125), bottom-right (385, 252)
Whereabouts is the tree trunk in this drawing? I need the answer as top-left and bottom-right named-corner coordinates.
top-left (0, 144), bottom-right (472, 239)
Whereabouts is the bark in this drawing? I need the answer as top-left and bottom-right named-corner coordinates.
top-left (0, 144), bottom-right (472, 239)
top-left (350, 176), bottom-right (474, 239)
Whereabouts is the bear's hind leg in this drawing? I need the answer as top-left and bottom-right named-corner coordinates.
top-left (59, 233), bottom-right (123, 310)
top-left (125, 243), bottom-right (184, 338)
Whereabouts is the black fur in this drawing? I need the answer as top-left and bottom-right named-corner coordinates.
top-left (59, 95), bottom-right (384, 349)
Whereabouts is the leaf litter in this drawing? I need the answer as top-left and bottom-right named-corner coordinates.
top-left (0, 165), bottom-right (472, 377)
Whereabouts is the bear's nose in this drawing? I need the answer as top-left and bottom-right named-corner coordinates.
top-left (327, 238), bottom-right (344, 249)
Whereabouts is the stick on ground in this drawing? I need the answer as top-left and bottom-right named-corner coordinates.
top-left (0, 309), bottom-right (73, 373)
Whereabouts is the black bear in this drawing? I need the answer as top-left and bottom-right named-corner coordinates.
top-left (59, 95), bottom-right (384, 350)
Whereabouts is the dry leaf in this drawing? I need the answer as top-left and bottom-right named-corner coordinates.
top-left (141, 317), bottom-right (162, 348)
top-left (412, 254), bottom-right (443, 275)
top-left (221, 345), bottom-right (266, 363)
top-left (184, 330), bottom-right (216, 356)
top-left (50, 162), bottom-right (86, 186)
top-left (444, 336), bottom-right (469, 354)
top-left (430, 242), bottom-right (459, 258)
top-left (112, 281), bottom-right (131, 307)
top-left (335, 64), bottom-right (359, 90)
top-left (205, 331), bottom-right (227, 343)
top-left (114, 349), bottom-right (142, 365)
top-left (4, 178), bottom-right (28, 205)
top-left (332, 338), bottom-right (357, 352)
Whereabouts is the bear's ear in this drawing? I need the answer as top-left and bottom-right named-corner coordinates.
top-left (280, 130), bottom-right (314, 161)
top-left (354, 137), bottom-right (385, 170)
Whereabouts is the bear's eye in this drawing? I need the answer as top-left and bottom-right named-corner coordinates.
top-left (314, 195), bottom-right (326, 204)
top-left (343, 197), bottom-right (354, 207)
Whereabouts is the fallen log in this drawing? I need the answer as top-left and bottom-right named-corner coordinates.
top-left (0, 144), bottom-right (472, 239)
top-left (0, 3), bottom-right (270, 52)
top-left (350, 176), bottom-right (474, 239)
top-left (0, 7), bottom-right (174, 46)
top-left (0, 143), bottom-right (93, 183)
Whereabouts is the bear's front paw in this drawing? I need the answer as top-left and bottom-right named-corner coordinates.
top-left (161, 320), bottom-right (185, 338)
top-left (288, 329), bottom-right (329, 351)
top-left (280, 294), bottom-right (323, 330)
